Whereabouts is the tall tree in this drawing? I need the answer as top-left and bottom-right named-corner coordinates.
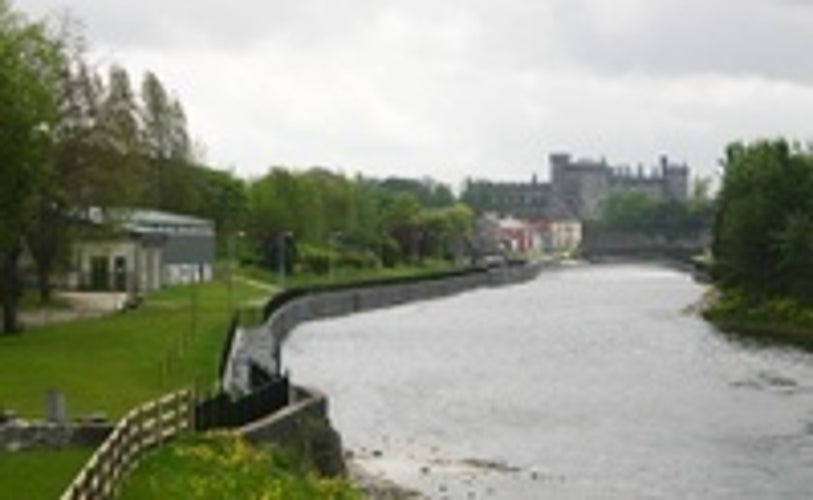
top-left (713, 140), bottom-right (813, 302)
top-left (96, 64), bottom-right (146, 205)
top-left (141, 71), bottom-right (196, 211)
top-left (196, 166), bottom-right (247, 252)
top-left (25, 26), bottom-right (98, 302)
top-left (0, 0), bottom-right (61, 332)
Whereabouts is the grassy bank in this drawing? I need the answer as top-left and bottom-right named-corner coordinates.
top-left (120, 433), bottom-right (360, 499)
top-left (702, 289), bottom-right (813, 350)
top-left (0, 278), bottom-right (268, 419)
top-left (0, 447), bottom-right (92, 500)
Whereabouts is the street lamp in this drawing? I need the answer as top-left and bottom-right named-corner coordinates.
top-left (227, 230), bottom-right (245, 316)
top-left (278, 231), bottom-right (292, 288)
top-left (328, 231), bottom-right (342, 282)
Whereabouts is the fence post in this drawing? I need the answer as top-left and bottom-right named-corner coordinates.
top-left (189, 389), bottom-right (197, 431)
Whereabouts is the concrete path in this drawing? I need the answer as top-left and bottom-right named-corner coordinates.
top-left (20, 292), bottom-right (128, 328)
top-left (234, 276), bottom-right (279, 306)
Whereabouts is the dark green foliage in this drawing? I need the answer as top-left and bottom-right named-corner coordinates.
top-left (712, 140), bottom-right (813, 303)
top-left (245, 167), bottom-right (472, 273)
top-left (376, 176), bottom-right (455, 208)
top-left (597, 190), bottom-right (713, 240)
top-left (703, 290), bottom-right (813, 350)
top-left (0, 0), bottom-right (62, 332)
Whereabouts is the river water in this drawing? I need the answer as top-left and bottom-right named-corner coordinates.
top-left (285, 264), bottom-right (813, 499)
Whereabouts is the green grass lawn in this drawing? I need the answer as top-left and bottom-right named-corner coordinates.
top-left (0, 279), bottom-right (270, 419)
top-left (120, 433), bottom-right (360, 500)
top-left (0, 447), bottom-right (93, 500)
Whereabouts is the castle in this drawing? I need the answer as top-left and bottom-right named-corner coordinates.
top-left (462, 153), bottom-right (689, 221)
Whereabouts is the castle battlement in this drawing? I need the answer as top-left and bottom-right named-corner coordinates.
top-left (462, 152), bottom-right (690, 221)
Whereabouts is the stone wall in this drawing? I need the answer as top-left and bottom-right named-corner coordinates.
top-left (0, 415), bottom-right (112, 451)
top-left (223, 264), bottom-right (543, 394)
top-left (581, 227), bottom-right (710, 261)
top-left (238, 386), bottom-right (345, 477)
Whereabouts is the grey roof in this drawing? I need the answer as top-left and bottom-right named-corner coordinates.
top-left (91, 208), bottom-right (215, 236)
top-left (126, 209), bottom-right (213, 227)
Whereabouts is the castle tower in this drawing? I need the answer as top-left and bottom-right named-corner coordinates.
top-left (549, 152), bottom-right (608, 220)
top-left (659, 154), bottom-right (689, 201)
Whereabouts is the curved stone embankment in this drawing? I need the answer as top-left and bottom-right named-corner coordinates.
top-left (238, 385), bottom-right (345, 477)
top-left (223, 263), bottom-right (542, 394)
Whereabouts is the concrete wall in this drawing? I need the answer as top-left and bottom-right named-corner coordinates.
top-left (238, 386), bottom-right (345, 476)
top-left (581, 227), bottom-right (710, 261)
top-left (223, 264), bottom-right (543, 394)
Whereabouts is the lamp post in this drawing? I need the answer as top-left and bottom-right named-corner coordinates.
top-left (227, 230), bottom-right (245, 316)
top-left (278, 231), bottom-right (292, 288)
top-left (328, 231), bottom-right (342, 282)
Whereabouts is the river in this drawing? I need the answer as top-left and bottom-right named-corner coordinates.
top-left (284, 263), bottom-right (813, 499)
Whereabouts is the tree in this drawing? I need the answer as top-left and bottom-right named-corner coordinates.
top-left (380, 193), bottom-right (422, 262)
top-left (378, 177), bottom-right (454, 208)
top-left (598, 192), bottom-right (659, 233)
top-left (95, 64), bottom-right (147, 206)
top-left (597, 189), bottom-right (713, 242)
top-left (195, 166), bottom-right (247, 253)
top-left (0, 0), bottom-right (61, 332)
top-left (140, 71), bottom-right (197, 212)
top-left (712, 140), bottom-right (813, 302)
top-left (25, 27), bottom-right (100, 303)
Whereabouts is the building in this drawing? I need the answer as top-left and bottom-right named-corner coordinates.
top-left (548, 219), bottom-right (582, 255)
top-left (463, 153), bottom-right (690, 221)
top-left (69, 209), bottom-right (216, 293)
top-left (550, 153), bottom-right (688, 220)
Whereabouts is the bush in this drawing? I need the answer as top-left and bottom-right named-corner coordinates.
top-left (336, 249), bottom-right (379, 270)
top-left (296, 244), bottom-right (333, 275)
top-left (703, 288), bottom-right (813, 349)
top-left (120, 433), bottom-right (361, 499)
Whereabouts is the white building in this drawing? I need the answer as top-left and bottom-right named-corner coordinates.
top-left (70, 209), bottom-right (216, 293)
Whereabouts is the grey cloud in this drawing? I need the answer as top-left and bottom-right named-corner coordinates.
top-left (19, 0), bottom-right (813, 83)
top-left (549, 0), bottom-right (813, 83)
top-left (19, 0), bottom-right (377, 50)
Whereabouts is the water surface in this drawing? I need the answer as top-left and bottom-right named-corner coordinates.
top-left (286, 264), bottom-right (813, 499)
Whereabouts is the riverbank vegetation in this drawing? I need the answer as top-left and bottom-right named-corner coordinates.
top-left (119, 433), bottom-right (360, 500)
top-left (704, 139), bottom-right (813, 347)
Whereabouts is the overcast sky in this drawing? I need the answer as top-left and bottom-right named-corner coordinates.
top-left (15, 0), bottom-right (813, 188)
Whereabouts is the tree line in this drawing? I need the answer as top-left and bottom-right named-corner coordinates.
top-left (595, 185), bottom-right (714, 241)
top-left (244, 168), bottom-right (473, 275)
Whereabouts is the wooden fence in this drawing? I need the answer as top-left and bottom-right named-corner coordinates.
top-left (60, 389), bottom-right (195, 500)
